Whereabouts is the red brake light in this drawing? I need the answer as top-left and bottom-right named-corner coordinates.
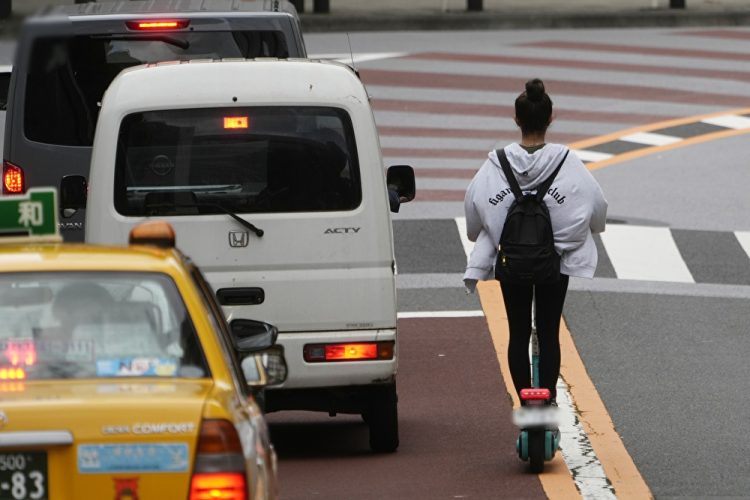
top-left (520, 388), bottom-right (551, 401)
top-left (190, 473), bottom-right (245, 500)
top-left (126, 19), bottom-right (190, 31)
top-left (303, 342), bottom-right (394, 362)
top-left (3, 161), bottom-right (25, 194)
top-left (190, 420), bottom-right (246, 500)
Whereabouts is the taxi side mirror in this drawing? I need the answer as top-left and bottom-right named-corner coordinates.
top-left (242, 347), bottom-right (288, 388)
top-left (386, 165), bottom-right (416, 213)
top-left (60, 175), bottom-right (87, 216)
top-left (230, 319), bottom-right (278, 353)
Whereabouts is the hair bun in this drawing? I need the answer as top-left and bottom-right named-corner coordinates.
top-left (525, 78), bottom-right (546, 103)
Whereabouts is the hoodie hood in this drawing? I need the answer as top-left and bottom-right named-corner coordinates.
top-left (489, 143), bottom-right (569, 191)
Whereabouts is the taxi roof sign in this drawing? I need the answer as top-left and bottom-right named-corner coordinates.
top-left (0, 188), bottom-right (61, 242)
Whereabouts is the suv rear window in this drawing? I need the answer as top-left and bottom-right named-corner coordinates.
top-left (114, 106), bottom-right (362, 215)
top-left (24, 32), bottom-right (289, 146)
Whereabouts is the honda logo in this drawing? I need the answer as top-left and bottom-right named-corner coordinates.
top-left (228, 231), bottom-right (250, 248)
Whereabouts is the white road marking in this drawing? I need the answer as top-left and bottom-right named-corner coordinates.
top-left (619, 131), bottom-right (681, 146)
top-left (701, 114), bottom-right (750, 130)
top-left (453, 220), bottom-right (612, 495)
top-left (573, 149), bottom-right (615, 163)
top-left (600, 225), bottom-right (694, 283)
top-left (556, 378), bottom-right (617, 499)
top-left (733, 231), bottom-right (750, 260)
top-left (454, 217), bottom-right (475, 262)
top-left (308, 52), bottom-right (408, 64)
top-left (397, 310), bottom-right (484, 319)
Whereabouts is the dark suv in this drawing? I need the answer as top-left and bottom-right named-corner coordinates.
top-left (3, 0), bottom-right (306, 240)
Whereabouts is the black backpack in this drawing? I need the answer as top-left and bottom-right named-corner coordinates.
top-left (494, 148), bottom-right (569, 285)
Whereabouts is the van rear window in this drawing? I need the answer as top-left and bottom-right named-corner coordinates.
top-left (24, 33), bottom-right (289, 146)
top-left (114, 107), bottom-right (362, 215)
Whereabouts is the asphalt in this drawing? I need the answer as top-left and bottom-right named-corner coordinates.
top-left (3, 0), bottom-right (750, 36)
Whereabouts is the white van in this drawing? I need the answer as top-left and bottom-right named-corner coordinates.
top-left (74, 59), bottom-right (415, 452)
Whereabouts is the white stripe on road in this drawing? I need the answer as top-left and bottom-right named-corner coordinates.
top-left (619, 131), bottom-right (681, 146)
top-left (573, 149), bottom-right (615, 163)
top-left (397, 310), bottom-right (484, 319)
top-left (701, 114), bottom-right (750, 130)
top-left (600, 225), bottom-right (694, 283)
top-left (454, 217), bottom-right (474, 262)
top-left (556, 378), bottom-right (617, 499)
top-left (308, 52), bottom-right (409, 64)
top-left (733, 231), bottom-right (750, 260)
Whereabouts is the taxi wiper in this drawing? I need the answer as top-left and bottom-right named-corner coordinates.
top-left (144, 194), bottom-right (263, 238)
top-left (91, 34), bottom-right (190, 50)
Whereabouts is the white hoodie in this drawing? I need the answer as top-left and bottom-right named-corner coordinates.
top-left (463, 143), bottom-right (607, 291)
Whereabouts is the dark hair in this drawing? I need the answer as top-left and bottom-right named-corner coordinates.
top-left (514, 78), bottom-right (553, 135)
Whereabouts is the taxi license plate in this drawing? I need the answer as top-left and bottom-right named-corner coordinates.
top-left (0, 452), bottom-right (47, 500)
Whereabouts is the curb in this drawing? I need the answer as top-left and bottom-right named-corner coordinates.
top-left (300, 9), bottom-right (750, 32)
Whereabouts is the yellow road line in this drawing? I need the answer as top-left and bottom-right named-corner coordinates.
top-left (477, 280), bottom-right (581, 499)
top-left (566, 107), bottom-right (750, 172)
top-left (477, 280), bottom-right (652, 499)
top-left (585, 127), bottom-right (750, 172)
top-left (567, 106), bottom-right (750, 150)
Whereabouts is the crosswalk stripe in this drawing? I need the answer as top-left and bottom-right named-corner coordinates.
top-left (573, 149), bottom-right (614, 163)
top-left (454, 217), bottom-right (474, 262)
top-left (701, 114), bottom-right (750, 130)
top-left (619, 131), bottom-right (682, 146)
top-left (733, 231), bottom-right (750, 260)
top-left (599, 225), bottom-right (694, 283)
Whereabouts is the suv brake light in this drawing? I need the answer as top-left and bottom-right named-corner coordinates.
top-left (190, 420), bottom-right (246, 500)
top-left (126, 19), bottom-right (190, 30)
top-left (3, 161), bottom-right (25, 194)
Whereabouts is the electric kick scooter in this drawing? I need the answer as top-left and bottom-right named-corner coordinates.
top-left (513, 293), bottom-right (561, 473)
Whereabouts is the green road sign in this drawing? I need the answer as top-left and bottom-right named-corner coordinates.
top-left (0, 188), bottom-right (59, 238)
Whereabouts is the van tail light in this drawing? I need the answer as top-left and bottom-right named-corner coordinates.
top-left (189, 420), bottom-right (246, 500)
top-left (303, 341), bottom-right (395, 362)
top-left (2, 161), bottom-right (25, 194)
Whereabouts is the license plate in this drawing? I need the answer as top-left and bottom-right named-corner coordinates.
top-left (0, 452), bottom-right (47, 500)
top-left (512, 406), bottom-right (560, 428)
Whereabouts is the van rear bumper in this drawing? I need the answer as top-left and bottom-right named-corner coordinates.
top-left (270, 328), bottom-right (397, 390)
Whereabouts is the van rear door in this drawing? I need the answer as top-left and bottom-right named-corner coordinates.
top-left (100, 105), bottom-right (396, 333)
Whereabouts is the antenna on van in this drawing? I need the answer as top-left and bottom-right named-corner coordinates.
top-left (346, 33), bottom-right (356, 70)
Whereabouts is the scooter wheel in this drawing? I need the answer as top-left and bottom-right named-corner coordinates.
top-left (528, 430), bottom-right (545, 473)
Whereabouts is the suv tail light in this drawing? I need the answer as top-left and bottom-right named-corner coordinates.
top-left (2, 161), bottom-right (25, 194)
top-left (190, 420), bottom-right (246, 500)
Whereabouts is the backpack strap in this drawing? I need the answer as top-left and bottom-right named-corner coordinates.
top-left (496, 149), bottom-right (523, 202)
top-left (535, 149), bottom-right (569, 202)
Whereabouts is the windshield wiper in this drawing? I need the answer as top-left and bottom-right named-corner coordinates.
top-left (91, 34), bottom-right (190, 50)
top-left (144, 194), bottom-right (264, 238)
top-left (202, 202), bottom-right (264, 237)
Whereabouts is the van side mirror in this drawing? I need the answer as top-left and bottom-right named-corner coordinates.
top-left (230, 319), bottom-right (278, 353)
top-left (386, 165), bottom-right (416, 213)
top-left (60, 175), bottom-right (87, 217)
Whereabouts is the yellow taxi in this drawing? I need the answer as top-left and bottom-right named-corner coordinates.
top-left (0, 189), bottom-right (284, 500)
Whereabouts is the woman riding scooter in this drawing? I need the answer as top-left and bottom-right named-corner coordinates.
top-left (463, 78), bottom-right (607, 404)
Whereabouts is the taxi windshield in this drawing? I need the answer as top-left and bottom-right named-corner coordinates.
top-left (0, 272), bottom-right (209, 381)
